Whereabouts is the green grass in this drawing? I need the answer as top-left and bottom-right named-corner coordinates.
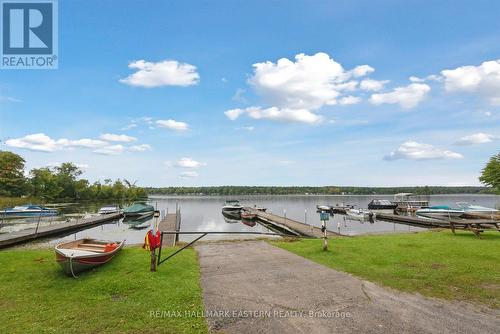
top-left (0, 247), bottom-right (208, 334)
top-left (272, 230), bottom-right (500, 308)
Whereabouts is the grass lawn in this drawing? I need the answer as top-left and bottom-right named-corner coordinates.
top-left (272, 230), bottom-right (500, 308)
top-left (0, 246), bottom-right (208, 334)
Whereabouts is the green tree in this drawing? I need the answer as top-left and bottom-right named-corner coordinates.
top-left (480, 153), bottom-right (500, 194)
top-left (30, 168), bottom-right (62, 200)
top-left (54, 163), bottom-right (83, 198)
top-left (0, 151), bottom-right (27, 196)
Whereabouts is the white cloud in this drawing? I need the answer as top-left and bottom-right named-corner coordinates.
top-left (484, 111), bottom-right (492, 117)
top-left (384, 141), bottom-right (464, 161)
top-left (370, 83), bottom-right (430, 109)
top-left (224, 108), bottom-right (245, 121)
top-left (232, 88), bottom-right (247, 103)
top-left (93, 145), bottom-right (125, 156)
top-left (360, 79), bottom-right (388, 91)
top-left (224, 106), bottom-right (323, 124)
top-left (441, 59), bottom-right (500, 105)
top-left (339, 96), bottom-right (361, 105)
top-left (120, 123), bottom-right (137, 131)
top-left (179, 171), bottom-right (199, 178)
top-left (5, 134), bottom-right (108, 152)
top-left (350, 65), bottom-right (375, 77)
top-left (100, 133), bottom-right (137, 142)
top-left (156, 119), bottom-right (189, 131)
top-left (175, 157), bottom-right (206, 169)
top-left (119, 59), bottom-right (199, 88)
top-left (242, 126), bottom-right (255, 131)
top-left (129, 144), bottom-right (152, 152)
top-left (455, 133), bottom-right (498, 145)
top-left (249, 52), bottom-right (370, 110)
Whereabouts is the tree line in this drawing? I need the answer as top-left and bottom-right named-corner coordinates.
top-left (146, 185), bottom-right (493, 196)
top-left (0, 151), bottom-right (147, 201)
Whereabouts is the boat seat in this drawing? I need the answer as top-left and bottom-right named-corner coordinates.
top-left (74, 246), bottom-right (107, 253)
top-left (80, 243), bottom-right (107, 248)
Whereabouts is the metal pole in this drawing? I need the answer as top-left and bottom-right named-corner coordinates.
top-left (322, 219), bottom-right (328, 251)
top-left (35, 212), bottom-right (42, 234)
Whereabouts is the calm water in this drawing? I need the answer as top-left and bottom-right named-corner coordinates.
top-left (7, 194), bottom-right (499, 247)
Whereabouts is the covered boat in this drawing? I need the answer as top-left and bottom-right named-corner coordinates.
top-left (368, 199), bottom-right (397, 210)
top-left (123, 202), bottom-right (154, 217)
top-left (55, 238), bottom-right (125, 277)
top-left (0, 205), bottom-right (57, 218)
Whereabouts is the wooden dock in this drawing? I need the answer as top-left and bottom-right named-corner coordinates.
top-left (158, 211), bottom-right (181, 247)
top-left (0, 213), bottom-right (123, 249)
top-left (243, 207), bottom-right (341, 238)
top-left (374, 212), bottom-right (500, 237)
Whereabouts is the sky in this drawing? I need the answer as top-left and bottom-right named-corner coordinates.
top-left (1, 0), bottom-right (499, 187)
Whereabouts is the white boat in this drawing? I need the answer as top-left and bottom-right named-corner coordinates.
top-left (222, 200), bottom-right (242, 213)
top-left (416, 206), bottom-right (464, 219)
top-left (0, 205), bottom-right (58, 218)
top-left (456, 202), bottom-right (498, 214)
top-left (98, 204), bottom-right (121, 215)
top-left (316, 205), bottom-right (332, 211)
top-left (346, 208), bottom-right (371, 220)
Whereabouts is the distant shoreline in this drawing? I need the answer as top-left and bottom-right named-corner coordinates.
top-left (146, 186), bottom-right (495, 196)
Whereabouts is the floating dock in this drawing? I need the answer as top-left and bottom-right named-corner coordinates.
top-left (0, 213), bottom-right (123, 249)
top-left (374, 212), bottom-right (500, 237)
top-left (243, 207), bottom-right (342, 238)
top-left (158, 210), bottom-right (181, 246)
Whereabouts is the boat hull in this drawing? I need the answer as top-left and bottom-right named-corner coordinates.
top-left (55, 239), bottom-right (124, 276)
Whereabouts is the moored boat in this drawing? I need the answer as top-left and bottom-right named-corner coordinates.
top-left (456, 202), bottom-right (498, 214)
top-left (368, 199), bottom-right (397, 210)
top-left (222, 200), bottom-right (242, 213)
top-left (55, 238), bottom-right (125, 277)
top-left (0, 205), bottom-right (58, 218)
top-left (346, 208), bottom-right (371, 220)
top-left (98, 204), bottom-right (121, 215)
top-left (123, 202), bottom-right (154, 217)
top-left (241, 211), bottom-right (257, 220)
top-left (316, 205), bottom-right (332, 212)
top-left (416, 206), bottom-right (464, 219)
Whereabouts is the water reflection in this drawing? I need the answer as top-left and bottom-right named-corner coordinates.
top-left (10, 194), bottom-right (499, 246)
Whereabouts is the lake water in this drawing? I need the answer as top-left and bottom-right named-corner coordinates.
top-left (5, 194), bottom-right (499, 247)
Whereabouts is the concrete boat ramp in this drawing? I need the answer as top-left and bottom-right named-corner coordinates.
top-left (196, 240), bottom-right (499, 334)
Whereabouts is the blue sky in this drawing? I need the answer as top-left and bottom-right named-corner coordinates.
top-left (1, 0), bottom-right (499, 186)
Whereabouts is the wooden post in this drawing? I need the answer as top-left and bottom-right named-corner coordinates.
top-left (150, 249), bottom-right (157, 272)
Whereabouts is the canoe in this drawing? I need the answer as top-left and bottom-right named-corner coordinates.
top-left (123, 203), bottom-right (154, 217)
top-left (55, 238), bottom-right (125, 277)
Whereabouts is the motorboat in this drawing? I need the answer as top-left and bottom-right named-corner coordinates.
top-left (98, 204), bottom-right (121, 215)
top-left (241, 211), bottom-right (256, 220)
top-left (222, 200), bottom-right (242, 213)
top-left (345, 208), bottom-right (371, 220)
top-left (123, 202), bottom-right (154, 217)
top-left (367, 199), bottom-right (397, 210)
top-left (0, 205), bottom-right (58, 218)
top-left (416, 206), bottom-right (464, 219)
top-left (316, 205), bottom-right (332, 212)
top-left (456, 202), bottom-right (498, 214)
top-left (55, 238), bottom-right (125, 277)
